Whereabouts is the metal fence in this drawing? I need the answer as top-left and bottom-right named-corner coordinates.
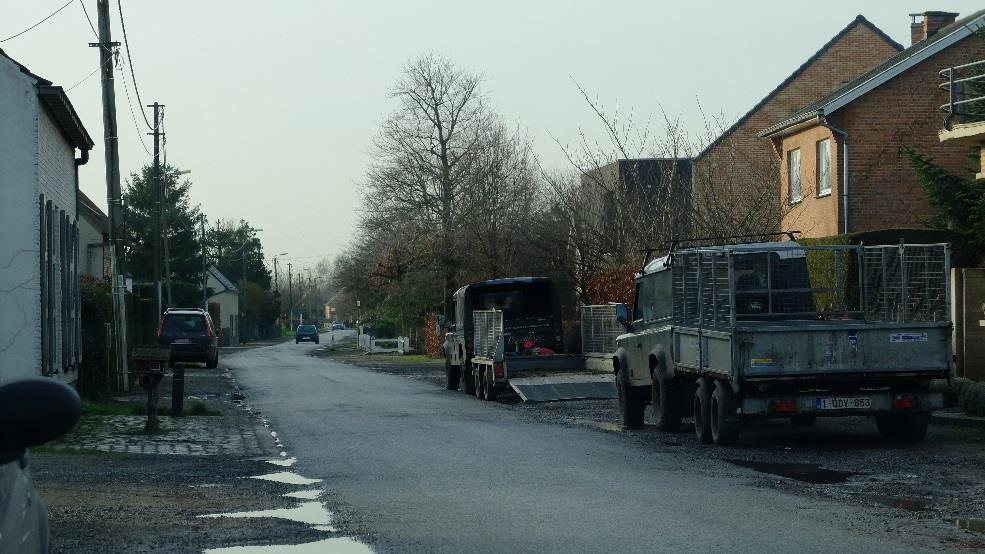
top-left (863, 245), bottom-right (949, 323)
top-left (472, 310), bottom-right (503, 359)
top-left (580, 304), bottom-right (621, 354)
top-left (671, 243), bottom-right (949, 328)
top-left (940, 59), bottom-right (985, 130)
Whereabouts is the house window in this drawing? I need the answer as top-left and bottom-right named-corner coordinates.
top-left (788, 148), bottom-right (801, 203)
top-left (817, 139), bottom-right (831, 196)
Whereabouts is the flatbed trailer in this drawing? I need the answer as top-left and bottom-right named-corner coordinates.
top-left (614, 242), bottom-right (952, 444)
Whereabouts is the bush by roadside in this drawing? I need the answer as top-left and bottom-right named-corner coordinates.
top-left (959, 381), bottom-right (985, 416)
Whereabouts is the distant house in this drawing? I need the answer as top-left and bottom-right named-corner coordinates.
top-left (759, 10), bottom-right (985, 238)
top-left (692, 15), bottom-right (902, 235)
top-left (0, 49), bottom-right (94, 384)
top-left (207, 265), bottom-right (240, 345)
top-left (78, 190), bottom-right (109, 280)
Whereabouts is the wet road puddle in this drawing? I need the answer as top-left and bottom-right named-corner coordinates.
top-left (284, 489), bottom-right (323, 500)
top-left (200, 501), bottom-right (335, 528)
top-left (728, 460), bottom-right (856, 484)
top-left (267, 456), bottom-right (298, 467)
top-left (957, 518), bottom-right (985, 532)
top-left (202, 537), bottom-right (373, 553)
top-left (250, 471), bottom-right (322, 486)
top-left (871, 495), bottom-right (932, 511)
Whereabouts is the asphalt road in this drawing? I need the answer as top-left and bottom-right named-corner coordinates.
top-left (226, 332), bottom-right (938, 553)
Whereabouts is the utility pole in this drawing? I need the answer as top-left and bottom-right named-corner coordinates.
top-left (287, 262), bottom-right (293, 330)
top-left (241, 239), bottom-right (248, 342)
top-left (201, 213), bottom-right (207, 311)
top-left (148, 102), bottom-right (165, 318)
top-left (90, 0), bottom-right (127, 390)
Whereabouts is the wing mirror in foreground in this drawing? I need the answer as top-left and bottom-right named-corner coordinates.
top-left (0, 378), bottom-right (81, 463)
top-left (613, 303), bottom-right (631, 330)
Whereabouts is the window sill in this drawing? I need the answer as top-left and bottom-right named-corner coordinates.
top-left (788, 197), bottom-right (802, 206)
top-left (817, 191), bottom-right (832, 198)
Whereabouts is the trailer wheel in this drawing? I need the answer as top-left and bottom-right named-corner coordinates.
top-left (444, 358), bottom-right (460, 390)
top-left (790, 415), bottom-right (816, 427)
top-left (461, 364), bottom-right (476, 396)
top-left (474, 366), bottom-right (484, 400)
top-left (483, 367), bottom-right (498, 402)
top-left (876, 413), bottom-right (929, 442)
top-left (617, 369), bottom-right (645, 429)
top-left (693, 378), bottom-right (713, 444)
top-left (651, 377), bottom-right (681, 432)
top-left (710, 380), bottom-right (739, 446)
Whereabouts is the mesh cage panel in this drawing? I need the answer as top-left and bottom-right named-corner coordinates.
top-left (580, 305), bottom-right (620, 354)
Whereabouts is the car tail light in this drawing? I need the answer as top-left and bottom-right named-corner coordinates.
top-left (768, 398), bottom-right (797, 413)
top-left (892, 393), bottom-right (918, 410)
top-left (155, 317), bottom-right (165, 337)
top-left (204, 318), bottom-right (215, 339)
top-left (494, 362), bottom-right (504, 378)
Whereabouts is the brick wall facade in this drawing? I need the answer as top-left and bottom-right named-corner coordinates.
top-left (778, 33), bottom-right (985, 237)
top-left (693, 20), bottom-right (900, 235)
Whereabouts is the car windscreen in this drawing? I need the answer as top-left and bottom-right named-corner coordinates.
top-left (162, 314), bottom-right (205, 334)
top-left (473, 282), bottom-right (553, 320)
top-left (299, 325), bottom-right (317, 333)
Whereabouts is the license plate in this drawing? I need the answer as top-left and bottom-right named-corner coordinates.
top-left (172, 339), bottom-right (191, 344)
top-left (815, 397), bottom-right (871, 410)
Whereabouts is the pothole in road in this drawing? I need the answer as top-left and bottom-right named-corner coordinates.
top-left (870, 495), bottom-right (933, 511)
top-left (728, 459), bottom-right (857, 484)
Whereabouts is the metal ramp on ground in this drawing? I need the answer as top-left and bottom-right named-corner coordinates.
top-left (508, 374), bottom-right (617, 403)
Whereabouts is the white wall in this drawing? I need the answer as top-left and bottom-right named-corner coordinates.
top-left (0, 55), bottom-right (42, 383)
top-left (78, 213), bottom-right (106, 278)
top-left (207, 272), bottom-right (240, 344)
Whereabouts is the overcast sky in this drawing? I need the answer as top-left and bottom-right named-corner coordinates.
top-left (1, 0), bottom-right (978, 273)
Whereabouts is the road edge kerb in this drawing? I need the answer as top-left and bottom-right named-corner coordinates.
top-left (931, 410), bottom-right (985, 430)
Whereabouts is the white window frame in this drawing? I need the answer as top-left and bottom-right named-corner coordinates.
top-left (817, 139), bottom-right (831, 197)
top-left (788, 148), bottom-right (802, 203)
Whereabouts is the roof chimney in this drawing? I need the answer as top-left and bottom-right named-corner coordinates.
top-left (910, 11), bottom-right (959, 45)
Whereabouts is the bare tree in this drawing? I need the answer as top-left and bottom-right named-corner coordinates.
top-left (363, 53), bottom-right (488, 315)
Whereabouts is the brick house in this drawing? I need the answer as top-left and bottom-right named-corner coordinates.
top-left (0, 49), bottom-right (94, 384)
top-left (760, 10), bottom-right (985, 239)
top-left (692, 15), bottom-right (902, 235)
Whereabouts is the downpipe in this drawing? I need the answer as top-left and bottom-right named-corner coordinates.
top-left (819, 119), bottom-right (849, 235)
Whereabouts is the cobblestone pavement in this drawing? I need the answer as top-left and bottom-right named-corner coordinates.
top-left (48, 361), bottom-right (271, 457)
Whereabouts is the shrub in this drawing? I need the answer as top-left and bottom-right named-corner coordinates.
top-left (959, 381), bottom-right (985, 416)
top-left (932, 377), bottom-right (974, 408)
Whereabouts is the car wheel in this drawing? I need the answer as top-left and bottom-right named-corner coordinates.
top-left (461, 364), bottom-right (476, 395)
top-left (710, 380), bottom-right (739, 445)
top-left (652, 376), bottom-right (681, 432)
top-left (445, 358), bottom-right (460, 391)
top-left (616, 368), bottom-right (645, 429)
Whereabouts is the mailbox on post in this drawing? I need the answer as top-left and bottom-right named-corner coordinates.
top-left (130, 346), bottom-right (170, 432)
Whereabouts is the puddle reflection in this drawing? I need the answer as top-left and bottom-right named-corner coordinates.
top-left (267, 457), bottom-right (298, 467)
top-left (957, 518), bottom-right (985, 532)
top-left (284, 489), bottom-right (323, 500)
top-left (200, 501), bottom-right (334, 527)
top-left (203, 537), bottom-right (373, 553)
top-left (728, 459), bottom-right (856, 484)
top-left (250, 471), bottom-right (322, 486)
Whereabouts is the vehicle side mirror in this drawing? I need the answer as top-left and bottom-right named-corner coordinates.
top-left (614, 303), bottom-right (629, 324)
top-left (0, 378), bottom-right (81, 461)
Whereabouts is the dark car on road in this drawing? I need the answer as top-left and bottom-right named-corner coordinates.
top-left (156, 308), bottom-right (219, 368)
top-left (0, 377), bottom-right (81, 553)
top-left (296, 324), bottom-right (320, 344)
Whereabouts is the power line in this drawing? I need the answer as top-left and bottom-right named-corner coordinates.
top-left (65, 54), bottom-right (113, 92)
top-left (0, 0), bottom-right (75, 43)
top-left (116, 0), bottom-right (153, 130)
top-left (78, 0), bottom-right (98, 39)
top-left (117, 56), bottom-right (153, 156)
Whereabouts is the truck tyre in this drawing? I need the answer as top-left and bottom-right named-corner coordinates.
top-left (474, 367), bottom-right (484, 400)
top-left (710, 380), bottom-right (739, 446)
top-left (693, 378), bottom-right (713, 444)
top-left (651, 377), bottom-right (681, 432)
top-left (790, 415), bottom-right (817, 427)
top-left (483, 368), bottom-right (498, 401)
top-left (617, 369), bottom-right (645, 430)
top-left (876, 413), bottom-right (929, 442)
top-left (444, 358), bottom-right (460, 390)
top-left (461, 364), bottom-right (476, 396)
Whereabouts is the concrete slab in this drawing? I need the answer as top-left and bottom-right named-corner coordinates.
top-left (509, 374), bottom-right (617, 402)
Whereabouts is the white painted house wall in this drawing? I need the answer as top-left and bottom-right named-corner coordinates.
top-left (207, 269), bottom-right (240, 345)
top-left (0, 53), bottom-right (84, 385)
top-left (0, 55), bottom-right (42, 383)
